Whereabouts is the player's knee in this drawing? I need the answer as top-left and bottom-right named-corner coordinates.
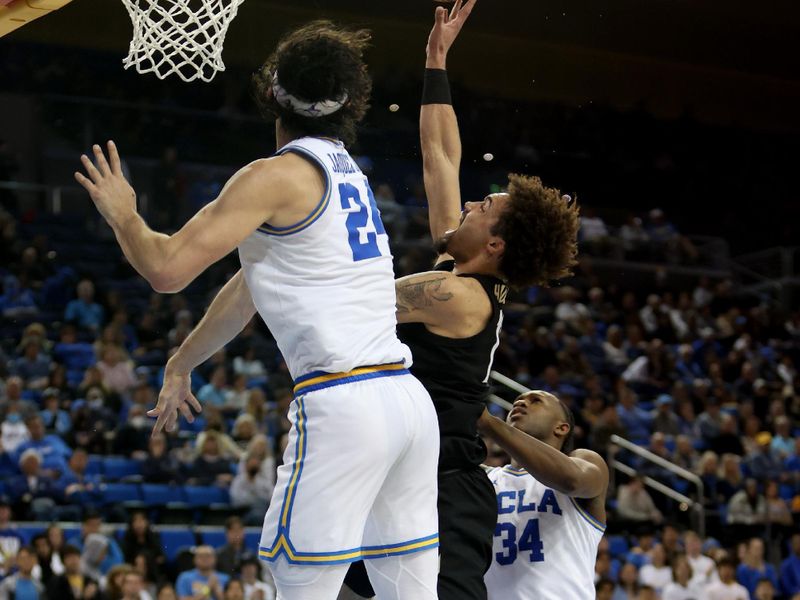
top-left (268, 558), bottom-right (327, 588)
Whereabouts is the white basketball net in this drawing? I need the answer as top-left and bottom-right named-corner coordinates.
top-left (120, 0), bottom-right (245, 83)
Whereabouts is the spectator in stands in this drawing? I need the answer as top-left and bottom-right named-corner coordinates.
top-left (65, 279), bottom-right (104, 334)
top-left (225, 375), bottom-right (251, 414)
top-left (595, 549), bottom-right (614, 582)
top-left (40, 387), bottom-right (72, 435)
top-left (619, 214), bottom-right (650, 256)
top-left (770, 416), bottom-right (794, 459)
top-left (697, 398), bottom-right (724, 442)
top-left (728, 479), bottom-right (766, 530)
top-left (239, 554), bottom-right (275, 600)
top-left (781, 534), bottom-right (800, 598)
top-left (121, 512), bottom-right (165, 582)
top-left (737, 538), bottom-right (780, 599)
top-left (662, 553), bottom-right (703, 600)
top-left (706, 557), bottom-right (750, 600)
top-left (617, 476), bottom-right (663, 524)
top-left (215, 518), bottom-right (246, 578)
top-left (31, 533), bottom-right (56, 587)
top-left (684, 530), bottom-right (716, 588)
top-left (672, 435), bottom-right (698, 471)
top-left (230, 452), bottom-right (273, 526)
top-left (197, 366), bottom-right (229, 408)
top-left (106, 563), bottom-right (134, 600)
top-left (46, 525), bottom-right (66, 576)
top-left (195, 412), bottom-right (242, 463)
top-left (121, 570), bottom-right (146, 600)
top-left (0, 498), bottom-right (23, 578)
top-left (133, 552), bottom-right (159, 600)
top-left (639, 543), bottom-right (673, 594)
top-left (8, 448), bottom-right (63, 520)
top-left (15, 414), bottom-right (72, 477)
top-left (230, 414), bottom-right (257, 449)
top-left (603, 325), bottom-right (630, 372)
top-left (97, 344), bottom-right (137, 396)
top-left (710, 414), bottom-right (745, 457)
top-left (141, 433), bottom-right (181, 484)
top-left (0, 546), bottom-right (44, 599)
top-left (175, 546), bottom-right (228, 600)
top-left (47, 544), bottom-right (102, 600)
top-left (68, 512), bottom-right (124, 577)
top-left (754, 579), bottom-right (777, 600)
top-left (652, 394), bottom-right (680, 436)
top-left (616, 386), bottom-right (651, 443)
top-left (58, 448), bottom-right (102, 509)
top-left (112, 404), bottom-right (150, 457)
top-left (11, 338), bottom-right (51, 390)
top-left (187, 432), bottom-right (234, 487)
top-left (222, 579), bottom-right (244, 600)
top-left (232, 347), bottom-right (267, 381)
top-left (717, 453), bottom-right (744, 504)
top-left (156, 583), bottom-right (178, 600)
top-left (0, 274), bottom-right (39, 318)
top-left (597, 579), bottom-right (615, 600)
top-left (555, 287), bottom-right (590, 328)
top-left (614, 562), bottom-right (640, 600)
top-left (744, 432), bottom-right (784, 482)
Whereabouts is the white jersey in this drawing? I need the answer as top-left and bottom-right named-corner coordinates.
top-left (238, 137), bottom-right (411, 380)
top-left (484, 465), bottom-right (604, 600)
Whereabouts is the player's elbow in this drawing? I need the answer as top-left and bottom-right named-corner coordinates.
top-left (148, 267), bottom-right (189, 294)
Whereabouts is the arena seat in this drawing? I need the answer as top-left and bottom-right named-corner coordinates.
top-left (608, 535), bottom-right (630, 558)
top-left (183, 485), bottom-right (229, 507)
top-left (141, 484), bottom-right (185, 507)
top-left (100, 483), bottom-right (142, 506)
top-left (199, 530), bottom-right (226, 548)
top-left (86, 455), bottom-right (104, 476)
top-left (159, 529), bottom-right (197, 561)
top-left (103, 457), bottom-right (143, 480)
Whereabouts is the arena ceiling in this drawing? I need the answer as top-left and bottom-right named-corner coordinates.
top-left (4, 0), bottom-right (800, 131)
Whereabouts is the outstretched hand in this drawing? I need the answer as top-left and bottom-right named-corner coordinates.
top-left (75, 141), bottom-right (137, 229)
top-left (426, 0), bottom-right (478, 67)
top-left (148, 365), bottom-right (202, 435)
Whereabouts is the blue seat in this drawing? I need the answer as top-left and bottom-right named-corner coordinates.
top-left (100, 483), bottom-right (142, 505)
top-left (608, 535), bottom-right (629, 558)
top-left (141, 484), bottom-right (185, 507)
top-left (17, 526), bottom-right (46, 544)
top-left (183, 486), bottom-right (229, 508)
top-left (244, 530), bottom-right (261, 554)
top-left (159, 529), bottom-right (196, 561)
top-left (86, 455), bottom-right (104, 476)
top-left (200, 530), bottom-right (226, 549)
top-left (103, 457), bottom-right (143, 480)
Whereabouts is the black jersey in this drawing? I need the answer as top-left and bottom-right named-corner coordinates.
top-left (397, 260), bottom-right (507, 471)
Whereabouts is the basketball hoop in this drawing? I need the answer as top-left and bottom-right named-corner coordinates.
top-left (120, 0), bottom-right (245, 83)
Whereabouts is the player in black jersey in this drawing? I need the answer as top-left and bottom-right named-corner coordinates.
top-left (343, 2), bottom-right (581, 599)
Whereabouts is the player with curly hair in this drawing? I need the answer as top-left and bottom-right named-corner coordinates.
top-left (344, 2), bottom-right (581, 600)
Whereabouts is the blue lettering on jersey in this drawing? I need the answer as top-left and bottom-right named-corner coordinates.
top-left (495, 488), bottom-right (562, 515)
top-left (328, 153), bottom-right (357, 174)
top-left (538, 489), bottom-right (562, 515)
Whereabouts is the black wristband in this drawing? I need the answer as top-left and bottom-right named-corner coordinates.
top-left (421, 68), bottom-right (452, 105)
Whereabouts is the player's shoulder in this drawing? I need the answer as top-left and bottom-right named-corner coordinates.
top-left (569, 448), bottom-right (608, 470)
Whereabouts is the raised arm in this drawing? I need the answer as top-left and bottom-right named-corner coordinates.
top-left (478, 410), bottom-right (608, 499)
top-left (75, 141), bottom-right (303, 293)
top-left (421, 0), bottom-right (477, 246)
top-left (147, 269), bottom-right (257, 434)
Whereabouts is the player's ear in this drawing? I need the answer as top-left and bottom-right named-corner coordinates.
top-left (554, 420), bottom-right (570, 439)
top-left (486, 236), bottom-right (505, 259)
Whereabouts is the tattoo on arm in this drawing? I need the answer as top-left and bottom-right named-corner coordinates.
top-left (396, 277), bottom-right (453, 313)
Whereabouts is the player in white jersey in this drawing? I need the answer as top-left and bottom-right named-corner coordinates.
top-left (75, 21), bottom-right (439, 600)
top-left (477, 390), bottom-right (609, 600)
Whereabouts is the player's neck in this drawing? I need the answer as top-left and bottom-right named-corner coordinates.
top-left (452, 258), bottom-right (502, 280)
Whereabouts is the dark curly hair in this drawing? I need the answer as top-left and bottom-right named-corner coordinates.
top-left (491, 174), bottom-right (580, 287)
top-left (252, 20), bottom-right (371, 147)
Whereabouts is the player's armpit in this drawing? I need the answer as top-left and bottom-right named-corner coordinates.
top-left (148, 157), bottom-right (295, 293)
top-left (566, 449), bottom-right (609, 499)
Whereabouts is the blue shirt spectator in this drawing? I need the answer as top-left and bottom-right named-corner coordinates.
top-left (616, 388), bottom-right (651, 443)
top-left (176, 545), bottom-right (230, 600)
top-left (14, 416), bottom-right (72, 476)
top-left (11, 341), bottom-right (52, 387)
top-left (67, 513), bottom-right (124, 576)
top-left (0, 275), bottom-right (38, 318)
top-left (197, 366), bottom-right (228, 408)
top-left (736, 538), bottom-right (779, 599)
top-left (781, 534), bottom-right (800, 597)
top-left (64, 279), bottom-right (104, 332)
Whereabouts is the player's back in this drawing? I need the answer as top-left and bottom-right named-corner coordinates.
top-left (484, 465), bottom-right (604, 600)
top-left (238, 137), bottom-right (410, 379)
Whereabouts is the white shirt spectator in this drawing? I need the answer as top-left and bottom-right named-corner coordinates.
top-left (663, 581), bottom-right (705, 600)
top-left (1, 419), bottom-right (29, 453)
top-left (639, 564), bottom-right (673, 593)
top-left (244, 580), bottom-right (276, 600)
top-left (704, 580), bottom-right (749, 600)
top-left (688, 553), bottom-right (717, 588)
top-left (555, 301), bottom-right (590, 324)
top-left (581, 216), bottom-right (609, 241)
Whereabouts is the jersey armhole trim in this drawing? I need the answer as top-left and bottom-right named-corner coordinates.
top-left (257, 146), bottom-right (331, 237)
top-left (568, 496), bottom-right (606, 532)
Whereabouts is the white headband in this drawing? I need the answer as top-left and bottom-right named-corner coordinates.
top-left (271, 71), bottom-right (348, 118)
